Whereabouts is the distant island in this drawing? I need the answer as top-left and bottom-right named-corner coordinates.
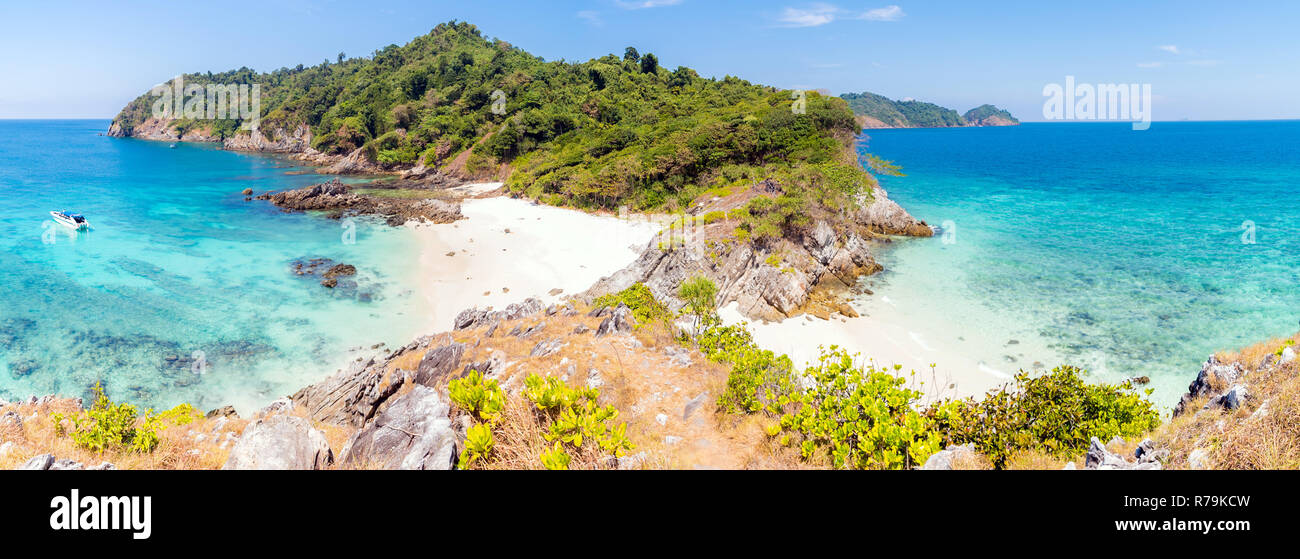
top-left (840, 91), bottom-right (1019, 129)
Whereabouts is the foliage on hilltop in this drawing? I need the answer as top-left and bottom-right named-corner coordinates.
top-left (963, 104), bottom-right (1020, 124)
top-left (111, 21), bottom-right (874, 212)
top-left (840, 91), bottom-right (1018, 128)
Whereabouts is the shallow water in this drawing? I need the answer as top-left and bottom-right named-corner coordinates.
top-left (0, 120), bottom-right (433, 412)
top-left (855, 121), bottom-right (1300, 407)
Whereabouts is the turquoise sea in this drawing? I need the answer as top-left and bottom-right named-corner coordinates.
top-left (0, 120), bottom-right (433, 412)
top-left (856, 121), bottom-right (1300, 406)
top-left (3, 120), bottom-right (1297, 412)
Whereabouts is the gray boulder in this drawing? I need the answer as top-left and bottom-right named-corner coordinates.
top-left (17, 453), bottom-right (55, 470)
top-left (222, 415), bottom-right (334, 470)
top-left (1085, 437), bottom-right (1160, 470)
top-left (339, 385), bottom-right (456, 470)
top-left (414, 343), bottom-right (465, 386)
top-left (0, 410), bottom-right (23, 440)
top-left (595, 303), bottom-right (635, 337)
top-left (1173, 356), bottom-right (1244, 416)
top-left (920, 444), bottom-right (977, 470)
top-left (1208, 384), bottom-right (1249, 411)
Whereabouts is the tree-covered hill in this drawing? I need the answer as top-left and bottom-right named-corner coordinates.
top-left (963, 104), bottom-right (1020, 126)
top-left (839, 91), bottom-right (1018, 129)
top-left (110, 21), bottom-right (872, 212)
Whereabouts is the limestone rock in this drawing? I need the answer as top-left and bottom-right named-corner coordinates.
top-left (222, 415), bottom-right (334, 470)
top-left (17, 453), bottom-right (55, 470)
top-left (920, 444), bottom-right (977, 470)
top-left (339, 385), bottom-right (456, 470)
top-left (595, 303), bottom-right (635, 337)
top-left (1085, 437), bottom-right (1160, 470)
top-left (1174, 356), bottom-right (1245, 416)
top-left (855, 187), bottom-right (934, 237)
top-left (414, 343), bottom-right (466, 386)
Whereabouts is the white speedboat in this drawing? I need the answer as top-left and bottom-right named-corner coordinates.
top-left (50, 210), bottom-right (90, 230)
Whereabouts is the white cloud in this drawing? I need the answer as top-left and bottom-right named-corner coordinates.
top-left (776, 3), bottom-right (904, 27)
top-left (859, 5), bottom-right (905, 21)
top-left (1137, 62), bottom-right (1162, 68)
top-left (1157, 45), bottom-right (1179, 54)
top-left (777, 3), bottom-right (839, 27)
top-left (577, 10), bottom-right (603, 26)
top-left (615, 0), bottom-right (683, 9)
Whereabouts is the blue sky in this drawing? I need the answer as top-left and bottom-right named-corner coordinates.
top-left (1, 0), bottom-right (1296, 120)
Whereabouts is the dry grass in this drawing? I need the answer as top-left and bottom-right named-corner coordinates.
top-left (0, 398), bottom-right (245, 470)
top-left (444, 301), bottom-right (769, 469)
top-left (1152, 333), bottom-right (1300, 470)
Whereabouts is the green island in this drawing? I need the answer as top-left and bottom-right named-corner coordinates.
top-left (841, 91), bottom-right (1020, 128)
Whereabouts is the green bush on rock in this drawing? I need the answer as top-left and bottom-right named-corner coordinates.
top-left (926, 366), bottom-right (1161, 469)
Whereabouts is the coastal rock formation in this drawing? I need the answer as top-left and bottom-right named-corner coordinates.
top-left (256, 179), bottom-right (368, 212)
top-left (222, 414), bottom-right (334, 470)
top-left (338, 385), bottom-right (457, 470)
top-left (856, 187), bottom-right (934, 237)
top-left (1173, 356), bottom-right (1245, 416)
top-left (291, 355), bottom-right (408, 428)
top-left (586, 219), bottom-right (881, 322)
top-left (256, 178), bottom-right (463, 226)
top-left (453, 298), bottom-right (546, 331)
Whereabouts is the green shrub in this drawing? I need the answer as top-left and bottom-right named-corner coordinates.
top-left (926, 366), bottom-right (1160, 469)
top-left (539, 441), bottom-right (572, 470)
top-left (49, 382), bottom-right (197, 454)
top-left (459, 423), bottom-right (495, 470)
top-left (448, 370), bottom-right (506, 424)
top-left (524, 374), bottom-right (635, 460)
top-left (699, 320), bottom-right (799, 415)
top-left (776, 348), bottom-right (943, 469)
top-left (1275, 339), bottom-right (1295, 356)
top-left (592, 283), bottom-right (672, 329)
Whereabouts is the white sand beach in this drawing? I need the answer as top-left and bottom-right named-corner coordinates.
top-left (407, 195), bottom-right (662, 332)
top-left (408, 192), bottom-right (1014, 401)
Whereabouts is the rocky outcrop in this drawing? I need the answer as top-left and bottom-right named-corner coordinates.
top-left (595, 304), bottom-right (635, 337)
top-left (587, 220), bottom-right (880, 322)
top-left (222, 125), bottom-right (313, 153)
top-left (453, 298), bottom-right (546, 331)
top-left (256, 179), bottom-right (368, 212)
top-left (320, 147), bottom-right (384, 175)
top-left (291, 334), bottom-right (470, 428)
top-left (338, 385), bottom-right (456, 470)
top-left (857, 187), bottom-right (934, 237)
top-left (1084, 437), bottom-right (1161, 470)
top-left (222, 414), bottom-right (334, 470)
top-left (255, 179), bottom-right (463, 226)
top-left (16, 454), bottom-right (116, 471)
top-left (1173, 356), bottom-right (1245, 416)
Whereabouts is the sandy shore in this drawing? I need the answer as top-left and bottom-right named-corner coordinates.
top-left (719, 300), bottom-right (1011, 402)
top-left (407, 191), bottom-right (1011, 401)
top-left (407, 194), bottom-right (662, 332)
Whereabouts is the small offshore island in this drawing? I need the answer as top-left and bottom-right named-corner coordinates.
top-left (3, 21), bottom-right (1296, 472)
